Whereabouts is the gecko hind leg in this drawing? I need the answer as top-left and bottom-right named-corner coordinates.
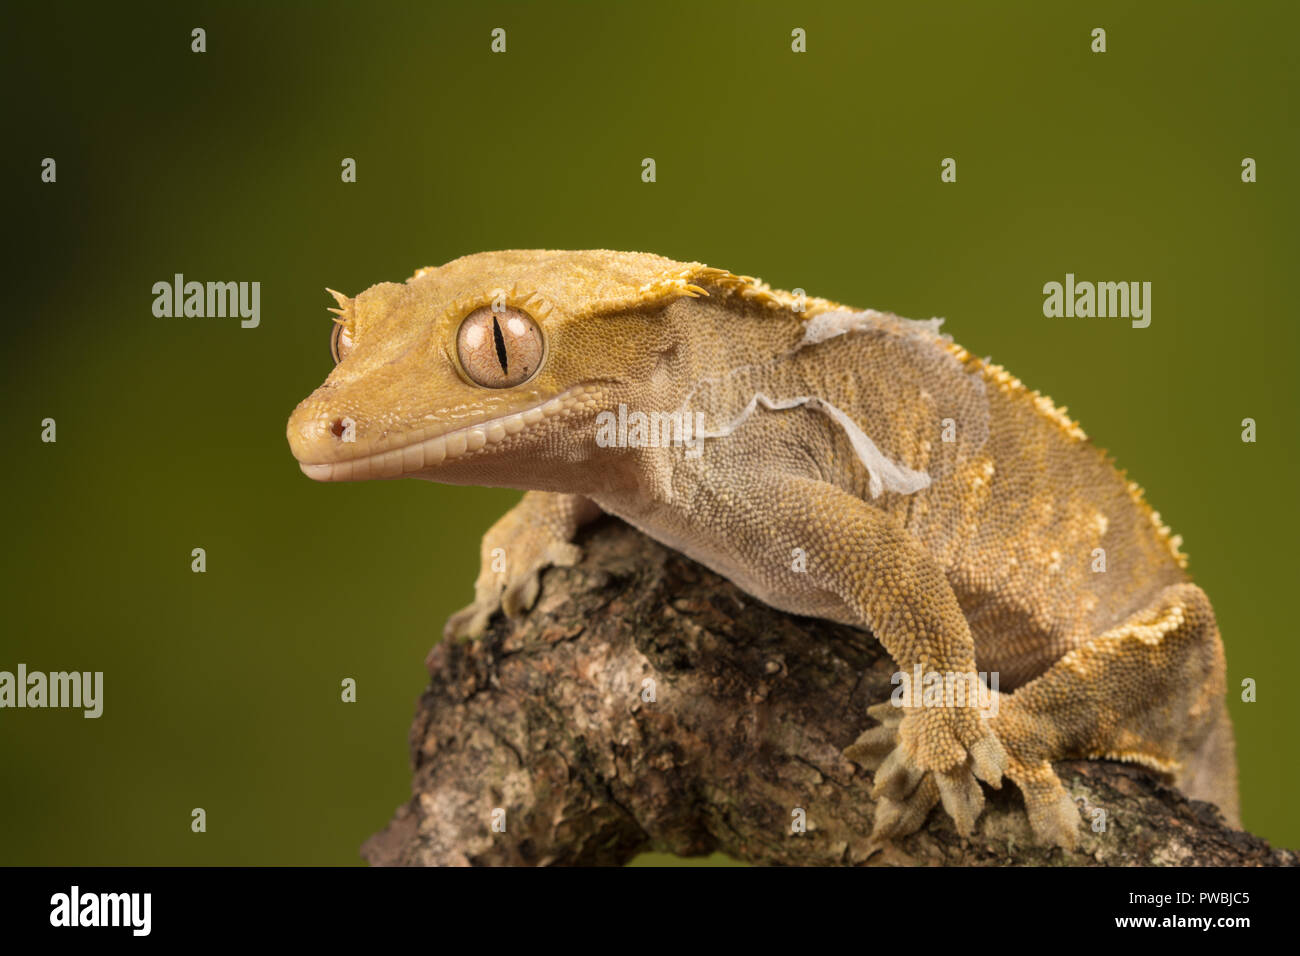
top-left (991, 581), bottom-right (1237, 847)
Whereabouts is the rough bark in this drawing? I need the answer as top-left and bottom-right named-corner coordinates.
top-left (363, 518), bottom-right (1294, 867)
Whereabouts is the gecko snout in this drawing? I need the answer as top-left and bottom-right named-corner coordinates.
top-left (286, 397), bottom-right (352, 466)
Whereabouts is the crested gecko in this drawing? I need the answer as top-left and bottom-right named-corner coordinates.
top-left (286, 249), bottom-right (1239, 850)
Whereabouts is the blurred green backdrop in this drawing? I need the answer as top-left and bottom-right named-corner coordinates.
top-left (2, 0), bottom-right (1296, 864)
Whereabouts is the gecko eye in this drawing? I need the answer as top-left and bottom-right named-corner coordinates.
top-left (330, 323), bottom-right (354, 364)
top-left (457, 306), bottom-right (544, 388)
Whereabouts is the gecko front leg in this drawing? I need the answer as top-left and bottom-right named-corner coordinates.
top-left (758, 476), bottom-right (1009, 839)
top-left (445, 491), bottom-right (602, 639)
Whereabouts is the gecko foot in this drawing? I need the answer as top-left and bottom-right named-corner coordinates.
top-left (1003, 758), bottom-right (1081, 850)
top-left (988, 695), bottom-right (1082, 849)
top-left (846, 700), bottom-right (1007, 841)
top-left (444, 540), bottom-right (582, 640)
top-left (848, 692), bottom-right (1083, 849)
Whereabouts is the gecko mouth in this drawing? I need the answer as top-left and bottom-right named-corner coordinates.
top-left (296, 386), bottom-right (594, 482)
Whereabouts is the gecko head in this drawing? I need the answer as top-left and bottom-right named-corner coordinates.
top-left (286, 249), bottom-right (717, 489)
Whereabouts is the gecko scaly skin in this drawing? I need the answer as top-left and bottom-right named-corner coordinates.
top-left (286, 249), bottom-right (1239, 849)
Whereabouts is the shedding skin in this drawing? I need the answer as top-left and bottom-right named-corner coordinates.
top-left (287, 249), bottom-right (1239, 850)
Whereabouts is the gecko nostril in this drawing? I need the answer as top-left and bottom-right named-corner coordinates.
top-left (329, 417), bottom-right (347, 439)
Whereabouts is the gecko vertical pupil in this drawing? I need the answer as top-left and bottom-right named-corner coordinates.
top-left (492, 316), bottom-right (509, 373)
top-left (456, 305), bottom-right (544, 388)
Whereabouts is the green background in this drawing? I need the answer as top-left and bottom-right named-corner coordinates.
top-left (3, 1), bottom-right (1296, 865)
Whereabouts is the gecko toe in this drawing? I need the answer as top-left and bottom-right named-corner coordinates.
top-left (843, 725), bottom-right (897, 769)
top-left (871, 775), bottom-right (941, 842)
top-left (968, 734), bottom-right (1007, 788)
top-left (1009, 760), bottom-right (1081, 850)
top-left (1030, 794), bottom-right (1082, 851)
top-left (444, 604), bottom-right (492, 641)
top-left (546, 542), bottom-right (583, 568)
top-left (866, 700), bottom-right (904, 726)
top-left (935, 767), bottom-right (985, 837)
top-left (501, 571), bottom-right (541, 618)
top-left (870, 744), bottom-right (926, 801)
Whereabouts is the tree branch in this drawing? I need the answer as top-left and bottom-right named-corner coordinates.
top-left (363, 518), bottom-right (1294, 867)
